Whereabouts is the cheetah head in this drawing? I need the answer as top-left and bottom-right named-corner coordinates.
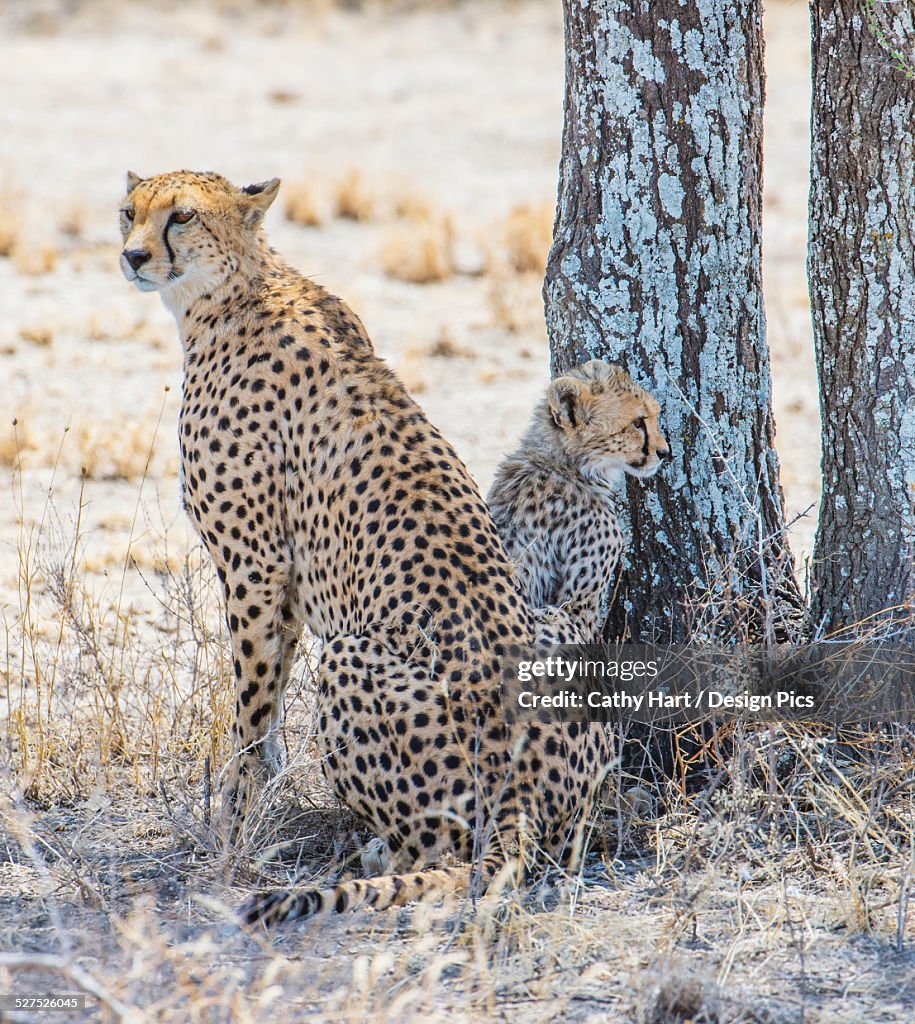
top-left (119, 170), bottom-right (280, 300)
top-left (546, 360), bottom-right (671, 483)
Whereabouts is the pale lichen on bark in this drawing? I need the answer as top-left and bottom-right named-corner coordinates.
top-left (545, 0), bottom-right (797, 639)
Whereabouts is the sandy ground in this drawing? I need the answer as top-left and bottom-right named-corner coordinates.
top-left (3, 4), bottom-right (895, 1024)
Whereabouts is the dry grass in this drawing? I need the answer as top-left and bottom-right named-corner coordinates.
top-left (501, 200), bottom-right (553, 275)
top-left (3, 433), bottom-right (915, 1021)
top-left (4, 456), bottom-right (234, 807)
top-left (333, 167), bottom-right (376, 222)
top-left (389, 184), bottom-right (438, 223)
top-left (18, 323), bottom-right (54, 347)
top-left (58, 202), bottom-right (86, 239)
top-left (0, 416), bottom-right (35, 469)
top-left (427, 326), bottom-right (474, 359)
top-left (12, 238), bottom-right (59, 276)
top-left (72, 412), bottom-right (165, 483)
top-left (283, 167), bottom-right (552, 291)
top-left (396, 347), bottom-right (429, 393)
top-left (283, 179), bottom-right (325, 227)
top-left (268, 87), bottom-right (299, 105)
top-left (378, 214), bottom-right (455, 284)
top-left (0, 198), bottom-right (21, 257)
top-left (486, 269), bottom-right (547, 337)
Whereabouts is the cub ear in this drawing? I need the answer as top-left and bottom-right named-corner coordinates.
top-left (547, 375), bottom-right (592, 431)
top-left (239, 178), bottom-right (281, 226)
top-left (126, 171), bottom-right (145, 192)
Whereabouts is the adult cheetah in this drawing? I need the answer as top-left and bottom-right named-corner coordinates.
top-left (489, 360), bottom-right (669, 643)
top-left (120, 170), bottom-right (613, 924)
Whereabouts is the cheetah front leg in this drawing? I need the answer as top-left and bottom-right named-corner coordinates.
top-left (214, 559), bottom-right (302, 821)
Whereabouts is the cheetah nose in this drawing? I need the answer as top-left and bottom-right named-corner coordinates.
top-left (658, 446), bottom-right (672, 462)
top-left (122, 248), bottom-right (151, 272)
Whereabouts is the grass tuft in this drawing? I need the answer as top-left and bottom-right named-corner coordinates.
top-left (283, 179), bottom-right (324, 227)
top-left (502, 201), bottom-right (553, 275)
top-left (333, 168), bottom-right (376, 222)
top-left (379, 214), bottom-right (455, 284)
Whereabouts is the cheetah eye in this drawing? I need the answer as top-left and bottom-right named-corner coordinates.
top-left (122, 207), bottom-right (135, 222)
top-left (633, 416), bottom-right (646, 429)
top-left (173, 210), bottom-right (195, 224)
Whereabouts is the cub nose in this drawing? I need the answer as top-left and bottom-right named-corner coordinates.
top-left (658, 446), bottom-right (672, 461)
top-left (122, 248), bottom-right (151, 272)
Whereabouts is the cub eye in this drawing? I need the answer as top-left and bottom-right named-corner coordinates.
top-left (122, 208), bottom-right (135, 221)
top-left (633, 416), bottom-right (646, 429)
top-left (173, 210), bottom-right (195, 224)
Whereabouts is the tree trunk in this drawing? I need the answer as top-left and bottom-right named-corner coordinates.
top-left (808, 1), bottom-right (915, 633)
top-left (544, 0), bottom-right (799, 643)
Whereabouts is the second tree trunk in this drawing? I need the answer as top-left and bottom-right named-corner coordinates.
top-left (809, 1), bottom-right (915, 634)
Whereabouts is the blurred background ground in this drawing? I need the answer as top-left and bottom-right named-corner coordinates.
top-left (2, 4), bottom-right (896, 1024)
top-left (0, 0), bottom-right (818, 623)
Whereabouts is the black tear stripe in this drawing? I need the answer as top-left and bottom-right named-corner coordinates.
top-left (163, 212), bottom-right (177, 264)
top-left (640, 420), bottom-right (649, 458)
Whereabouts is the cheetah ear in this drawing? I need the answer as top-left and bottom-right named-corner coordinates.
top-left (126, 171), bottom-right (145, 193)
top-left (239, 178), bottom-right (281, 227)
top-left (547, 376), bottom-right (592, 431)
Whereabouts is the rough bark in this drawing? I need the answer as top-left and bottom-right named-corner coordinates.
top-left (544, 0), bottom-right (799, 642)
top-left (809, 1), bottom-right (915, 633)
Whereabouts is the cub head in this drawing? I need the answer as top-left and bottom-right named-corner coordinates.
top-left (546, 360), bottom-right (670, 481)
top-left (119, 170), bottom-right (280, 298)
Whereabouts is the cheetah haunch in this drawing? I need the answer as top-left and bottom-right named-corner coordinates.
top-left (120, 170), bottom-right (614, 924)
top-left (489, 360), bottom-right (669, 643)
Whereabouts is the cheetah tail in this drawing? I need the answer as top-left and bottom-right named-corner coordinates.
top-left (241, 856), bottom-right (505, 927)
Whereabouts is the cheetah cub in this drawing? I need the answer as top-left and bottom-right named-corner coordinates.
top-left (488, 360), bottom-right (669, 642)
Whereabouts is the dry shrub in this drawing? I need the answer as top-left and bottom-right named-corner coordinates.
top-left (0, 200), bottom-right (21, 257)
top-left (200, 32), bottom-right (225, 53)
top-left (634, 964), bottom-right (724, 1024)
top-left (390, 186), bottom-right (437, 223)
top-left (502, 200), bottom-right (553, 274)
top-left (58, 203), bottom-right (86, 239)
top-left (73, 413), bottom-right (160, 483)
top-left (8, 518), bottom-right (233, 805)
top-left (85, 313), bottom-right (113, 342)
top-left (486, 271), bottom-right (547, 337)
top-left (13, 240), bottom-right (59, 276)
top-left (333, 168), bottom-right (376, 222)
top-left (379, 215), bottom-right (454, 284)
top-left (428, 327), bottom-right (473, 359)
top-left (19, 324), bottom-right (54, 347)
top-left (451, 233), bottom-right (490, 277)
top-left (0, 417), bottom-right (34, 468)
top-left (284, 179), bottom-right (324, 227)
top-left (397, 349), bottom-right (428, 394)
top-left (268, 87), bottom-right (299, 104)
